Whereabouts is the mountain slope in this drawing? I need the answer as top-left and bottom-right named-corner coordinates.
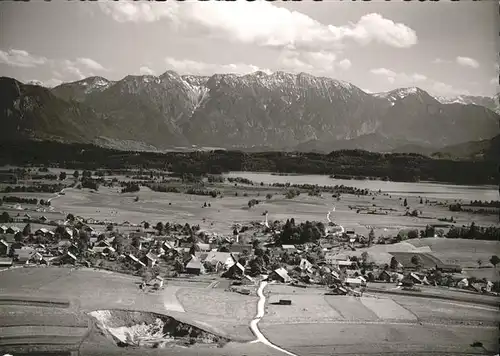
top-left (293, 133), bottom-right (433, 154)
top-left (82, 73), bottom-right (193, 147)
top-left (433, 134), bottom-right (500, 161)
top-left (0, 77), bottom-right (109, 142)
top-left (51, 76), bottom-right (115, 103)
top-left (2, 72), bottom-right (499, 153)
top-left (435, 94), bottom-right (500, 114)
top-left (182, 72), bottom-right (389, 149)
top-left (375, 87), bottom-right (499, 147)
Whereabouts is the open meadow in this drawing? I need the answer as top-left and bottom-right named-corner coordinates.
top-left (1, 169), bottom-right (499, 355)
top-left (1, 267), bottom-right (499, 356)
top-left (260, 284), bottom-right (500, 355)
top-left (0, 267), bottom-right (259, 355)
top-left (4, 171), bottom-right (496, 238)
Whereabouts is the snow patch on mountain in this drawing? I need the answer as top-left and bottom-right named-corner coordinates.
top-left (434, 95), bottom-right (479, 105)
top-left (77, 77), bottom-right (115, 94)
top-left (180, 75), bottom-right (210, 112)
top-left (27, 80), bottom-right (44, 86)
top-left (373, 87), bottom-right (421, 102)
top-left (433, 94), bottom-right (500, 114)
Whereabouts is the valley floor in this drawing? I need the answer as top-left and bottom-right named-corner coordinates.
top-left (0, 267), bottom-right (498, 356)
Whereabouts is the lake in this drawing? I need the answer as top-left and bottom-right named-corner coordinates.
top-left (223, 172), bottom-right (499, 202)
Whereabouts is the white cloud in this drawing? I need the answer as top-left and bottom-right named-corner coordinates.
top-left (338, 59), bottom-right (352, 70)
top-left (57, 57), bottom-right (104, 80)
top-left (370, 67), bottom-right (427, 85)
top-left (432, 58), bottom-right (450, 64)
top-left (164, 57), bottom-right (271, 76)
top-left (370, 67), bottom-right (396, 77)
top-left (100, 2), bottom-right (417, 50)
top-left (370, 67), bottom-right (469, 97)
top-left (490, 77), bottom-right (498, 85)
top-left (61, 60), bottom-right (86, 80)
top-left (277, 50), bottom-right (351, 74)
top-left (456, 56), bottom-right (479, 69)
top-left (44, 78), bottom-right (63, 88)
top-left (0, 48), bottom-right (103, 83)
top-left (139, 66), bottom-right (155, 75)
top-left (412, 73), bottom-right (427, 82)
top-left (435, 57), bottom-right (480, 69)
top-left (99, 2), bottom-right (178, 23)
top-left (430, 81), bottom-right (470, 97)
top-left (76, 57), bottom-right (106, 71)
top-left (336, 13), bottom-right (417, 48)
top-left (0, 49), bottom-right (48, 68)
top-left (278, 52), bottom-right (314, 73)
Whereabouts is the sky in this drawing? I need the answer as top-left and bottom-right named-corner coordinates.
top-left (0, 0), bottom-right (498, 97)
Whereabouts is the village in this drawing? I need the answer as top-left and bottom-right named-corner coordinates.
top-left (1, 208), bottom-right (498, 299)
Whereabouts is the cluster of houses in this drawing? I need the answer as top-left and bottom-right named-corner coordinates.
top-left (1, 216), bottom-right (497, 297)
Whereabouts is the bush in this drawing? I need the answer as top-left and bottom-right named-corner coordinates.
top-left (185, 188), bottom-right (220, 197)
top-left (285, 189), bottom-right (301, 199)
top-left (146, 183), bottom-right (180, 193)
top-left (248, 199), bottom-right (259, 208)
top-left (81, 178), bottom-right (99, 190)
top-left (121, 183), bottom-right (140, 193)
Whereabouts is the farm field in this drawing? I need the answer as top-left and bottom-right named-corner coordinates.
top-left (2, 169), bottom-right (497, 242)
top-left (26, 179), bottom-right (497, 238)
top-left (1, 169), bottom-right (499, 355)
top-left (223, 172), bottom-right (499, 201)
top-left (391, 295), bottom-right (500, 325)
top-left (0, 268), bottom-right (254, 346)
top-left (1, 267), bottom-right (499, 355)
top-left (259, 283), bottom-right (499, 355)
top-left (260, 322), bottom-right (499, 356)
top-left (264, 284), bottom-right (500, 326)
top-left (366, 283), bottom-right (500, 307)
top-left (406, 238), bottom-right (500, 267)
top-left (349, 238), bottom-right (500, 270)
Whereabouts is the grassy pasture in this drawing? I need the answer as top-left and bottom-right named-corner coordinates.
top-left (387, 251), bottom-right (444, 269)
top-left (176, 289), bottom-right (257, 323)
top-left (2, 168), bottom-right (497, 242)
top-left (261, 322), bottom-right (499, 356)
top-left (351, 238), bottom-right (500, 270)
top-left (391, 295), bottom-right (500, 325)
top-left (0, 267), bottom-right (253, 342)
top-left (41, 181), bottom-right (497, 240)
top-left (0, 305), bottom-right (88, 327)
top-left (406, 238), bottom-right (500, 268)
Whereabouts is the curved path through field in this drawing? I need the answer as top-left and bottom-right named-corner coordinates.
top-left (249, 281), bottom-right (298, 356)
top-left (47, 188), bottom-right (69, 203)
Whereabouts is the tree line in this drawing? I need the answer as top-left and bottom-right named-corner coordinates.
top-left (0, 140), bottom-right (497, 185)
top-left (2, 183), bottom-right (64, 194)
top-left (1, 196), bottom-right (51, 206)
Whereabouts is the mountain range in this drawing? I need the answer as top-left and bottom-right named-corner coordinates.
top-left (2, 71), bottom-right (499, 155)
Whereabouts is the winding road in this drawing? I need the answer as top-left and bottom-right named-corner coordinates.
top-left (47, 188), bottom-right (69, 203)
top-left (249, 281), bottom-right (298, 356)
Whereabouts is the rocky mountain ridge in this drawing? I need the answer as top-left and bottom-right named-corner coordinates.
top-left (1, 70), bottom-right (498, 153)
